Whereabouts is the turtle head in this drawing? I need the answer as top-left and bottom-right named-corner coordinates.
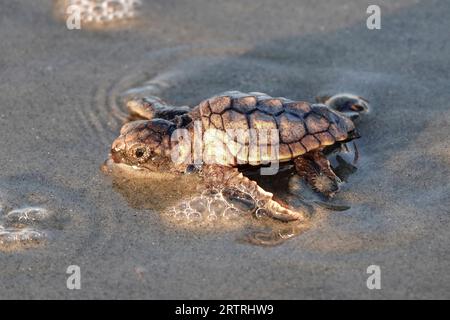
top-left (110, 119), bottom-right (175, 171)
top-left (318, 93), bottom-right (370, 120)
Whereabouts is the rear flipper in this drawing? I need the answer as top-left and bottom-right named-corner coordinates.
top-left (294, 150), bottom-right (342, 198)
top-left (126, 96), bottom-right (190, 121)
top-left (203, 165), bottom-right (307, 222)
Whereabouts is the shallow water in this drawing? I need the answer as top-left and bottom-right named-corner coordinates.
top-left (1, 0), bottom-right (449, 299)
top-left (101, 159), bottom-right (320, 246)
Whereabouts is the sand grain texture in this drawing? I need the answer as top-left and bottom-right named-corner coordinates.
top-left (0, 0), bottom-right (449, 299)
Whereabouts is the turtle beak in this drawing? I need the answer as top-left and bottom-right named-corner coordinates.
top-left (111, 136), bottom-right (126, 163)
top-left (111, 150), bottom-right (123, 163)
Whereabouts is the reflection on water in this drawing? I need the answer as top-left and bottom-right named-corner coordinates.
top-left (102, 159), bottom-right (205, 212)
top-left (103, 149), bottom-right (358, 246)
top-left (103, 159), bottom-right (313, 246)
top-left (242, 223), bottom-right (310, 246)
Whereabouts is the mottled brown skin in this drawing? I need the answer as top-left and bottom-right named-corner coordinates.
top-left (110, 91), bottom-right (368, 221)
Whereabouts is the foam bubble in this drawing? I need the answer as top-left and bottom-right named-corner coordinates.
top-left (4, 207), bottom-right (52, 224)
top-left (57, 0), bottom-right (142, 28)
top-left (0, 226), bottom-right (47, 248)
top-left (0, 206), bottom-right (55, 250)
top-left (165, 188), bottom-right (254, 225)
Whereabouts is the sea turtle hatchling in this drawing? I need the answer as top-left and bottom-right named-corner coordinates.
top-left (109, 91), bottom-right (369, 221)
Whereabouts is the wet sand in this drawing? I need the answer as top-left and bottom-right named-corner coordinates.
top-left (0, 0), bottom-right (449, 299)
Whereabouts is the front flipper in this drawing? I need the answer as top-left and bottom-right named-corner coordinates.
top-left (127, 96), bottom-right (190, 121)
top-left (316, 93), bottom-right (370, 120)
top-left (203, 165), bottom-right (307, 222)
top-left (294, 150), bottom-right (342, 198)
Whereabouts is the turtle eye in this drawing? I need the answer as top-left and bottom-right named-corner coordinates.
top-left (134, 147), bottom-right (146, 159)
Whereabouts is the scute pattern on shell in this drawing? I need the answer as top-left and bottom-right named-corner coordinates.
top-left (196, 91), bottom-right (351, 163)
